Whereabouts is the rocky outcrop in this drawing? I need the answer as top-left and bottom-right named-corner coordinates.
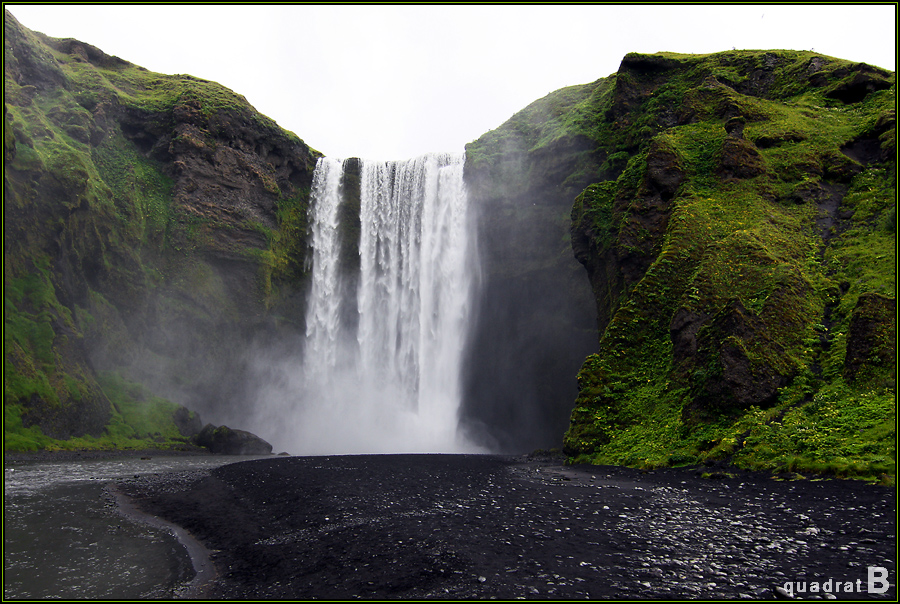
top-left (616, 138), bottom-right (686, 285)
top-left (570, 137), bottom-right (685, 332)
top-left (563, 51), bottom-right (895, 470)
top-left (682, 300), bottom-right (791, 421)
top-left (194, 423), bottom-right (273, 455)
top-left (173, 406), bottom-right (204, 438)
top-left (717, 117), bottom-right (766, 181)
top-left (844, 293), bottom-right (897, 387)
top-left (825, 65), bottom-right (894, 104)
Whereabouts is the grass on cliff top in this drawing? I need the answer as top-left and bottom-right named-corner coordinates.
top-left (51, 40), bottom-right (299, 140)
top-left (465, 49), bottom-right (879, 197)
top-left (465, 78), bottom-right (614, 171)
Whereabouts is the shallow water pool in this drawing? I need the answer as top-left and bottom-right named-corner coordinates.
top-left (3, 455), bottom-right (266, 599)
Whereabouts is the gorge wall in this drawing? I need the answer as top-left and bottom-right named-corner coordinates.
top-left (4, 11), bottom-right (896, 475)
top-left (461, 80), bottom-right (613, 452)
top-left (4, 11), bottom-right (319, 449)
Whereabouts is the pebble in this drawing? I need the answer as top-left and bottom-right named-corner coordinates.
top-left (118, 456), bottom-right (896, 600)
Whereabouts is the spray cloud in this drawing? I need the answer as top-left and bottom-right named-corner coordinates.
top-left (254, 153), bottom-right (482, 454)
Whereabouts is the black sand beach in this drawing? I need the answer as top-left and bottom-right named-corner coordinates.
top-left (115, 454), bottom-right (896, 600)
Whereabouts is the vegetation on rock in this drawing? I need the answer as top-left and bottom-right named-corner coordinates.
top-left (554, 51), bottom-right (895, 480)
top-left (4, 10), bottom-right (894, 479)
top-left (4, 12), bottom-right (319, 452)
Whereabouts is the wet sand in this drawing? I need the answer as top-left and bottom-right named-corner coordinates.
top-left (115, 454), bottom-right (896, 600)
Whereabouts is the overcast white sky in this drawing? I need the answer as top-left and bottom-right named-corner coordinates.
top-left (6, 4), bottom-right (897, 160)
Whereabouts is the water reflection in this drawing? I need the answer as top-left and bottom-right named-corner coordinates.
top-left (4, 455), bottom-right (267, 599)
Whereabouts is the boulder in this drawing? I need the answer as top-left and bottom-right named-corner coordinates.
top-left (194, 423), bottom-right (273, 455)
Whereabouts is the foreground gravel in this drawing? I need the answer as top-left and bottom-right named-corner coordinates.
top-left (115, 454), bottom-right (896, 600)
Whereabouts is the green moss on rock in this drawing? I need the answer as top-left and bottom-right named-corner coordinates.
top-left (562, 51), bottom-right (895, 478)
top-left (4, 10), bottom-right (318, 451)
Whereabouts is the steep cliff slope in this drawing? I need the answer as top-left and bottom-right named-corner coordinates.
top-left (462, 80), bottom-right (610, 451)
top-left (557, 52), bottom-right (895, 477)
top-left (4, 12), bottom-right (319, 450)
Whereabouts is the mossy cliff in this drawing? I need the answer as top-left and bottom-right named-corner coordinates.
top-left (541, 51), bottom-right (895, 477)
top-left (4, 10), bottom-right (895, 473)
top-left (4, 12), bottom-right (319, 451)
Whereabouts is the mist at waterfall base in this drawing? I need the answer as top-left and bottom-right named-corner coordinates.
top-left (250, 153), bottom-right (489, 455)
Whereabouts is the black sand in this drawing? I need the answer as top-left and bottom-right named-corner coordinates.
top-left (116, 454), bottom-right (896, 600)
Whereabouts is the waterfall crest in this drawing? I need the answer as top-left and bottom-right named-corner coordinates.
top-left (295, 152), bottom-right (478, 454)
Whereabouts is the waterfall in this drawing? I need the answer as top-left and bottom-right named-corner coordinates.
top-left (304, 157), bottom-right (346, 375)
top-left (294, 152), bottom-right (478, 454)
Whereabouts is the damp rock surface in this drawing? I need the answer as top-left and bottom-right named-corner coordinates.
top-left (116, 455), bottom-right (896, 600)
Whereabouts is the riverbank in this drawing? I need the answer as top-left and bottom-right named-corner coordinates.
top-left (4, 453), bottom-right (265, 599)
top-left (116, 454), bottom-right (897, 600)
top-left (3, 446), bottom-right (214, 463)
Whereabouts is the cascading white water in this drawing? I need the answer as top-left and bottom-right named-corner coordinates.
top-left (304, 157), bottom-right (346, 376)
top-left (292, 152), bottom-right (478, 454)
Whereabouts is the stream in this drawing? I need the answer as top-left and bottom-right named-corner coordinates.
top-left (3, 454), bottom-right (266, 599)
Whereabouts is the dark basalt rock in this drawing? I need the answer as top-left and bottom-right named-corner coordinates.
top-left (617, 139), bottom-right (685, 285)
top-left (683, 299), bottom-right (791, 422)
top-left (732, 52), bottom-right (784, 98)
top-left (717, 126), bottom-right (765, 180)
top-left (841, 109), bottom-right (896, 165)
top-left (194, 423), bottom-right (273, 455)
top-left (669, 307), bottom-right (710, 369)
top-left (825, 66), bottom-right (893, 104)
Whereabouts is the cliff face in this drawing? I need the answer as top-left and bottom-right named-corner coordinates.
top-left (5, 10), bottom-right (895, 474)
top-left (462, 81), bottom-right (611, 451)
top-left (4, 12), bottom-right (319, 448)
top-left (559, 52), bottom-right (895, 476)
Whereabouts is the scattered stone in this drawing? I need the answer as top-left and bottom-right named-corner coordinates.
top-left (116, 455), bottom-right (896, 600)
top-left (775, 585), bottom-right (795, 599)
